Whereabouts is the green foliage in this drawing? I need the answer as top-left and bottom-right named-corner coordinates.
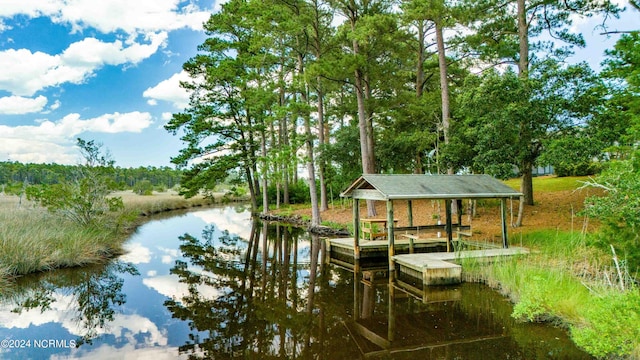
top-left (571, 291), bottom-right (640, 359)
top-left (538, 135), bottom-right (603, 177)
top-left (26, 139), bottom-right (124, 227)
top-left (133, 179), bottom-right (154, 196)
top-left (267, 180), bottom-right (311, 205)
top-left (0, 161), bottom-right (181, 190)
top-left (321, 125), bottom-right (363, 191)
top-left (450, 60), bottom-right (604, 179)
top-left (583, 151), bottom-right (640, 272)
top-left (468, 229), bottom-right (640, 358)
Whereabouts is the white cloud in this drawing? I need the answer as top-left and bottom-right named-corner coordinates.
top-left (50, 99), bottom-right (61, 110)
top-left (121, 242), bottom-right (152, 264)
top-left (0, 34), bottom-right (167, 96)
top-left (0, 95), bottom-right (47, 114)
top-left (143, 274), bottom-right (221, 302)
top-left (0, 111), bottom-right (152, 163)
top-left (0, 0), bottom-right (211, 35)
top-left (56, 343), bottom-right (191, 360)
top-left (143, 71), bottom-right (192, 109)
top-left (0, 293), bottom-right (173, 358)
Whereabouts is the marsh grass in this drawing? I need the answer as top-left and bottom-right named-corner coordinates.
top-left (115, 190), bottom-right (212, 216)
top-left (464, 230), bottom-right (640, 358)
top-left (0, 191), bottom-right (217, 280)
top-left (0, 206), bottom-right (122, 276)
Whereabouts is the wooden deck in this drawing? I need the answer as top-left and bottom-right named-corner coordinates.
top-left (326, 237), bottom-right (448, 270)
top-left (330, 237), bottom-right (447, 251)
top-left (393, 247), bottom-right (529, 286)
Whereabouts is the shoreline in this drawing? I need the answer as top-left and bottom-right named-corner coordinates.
top-left (0, 192), bottom-right (246, 283)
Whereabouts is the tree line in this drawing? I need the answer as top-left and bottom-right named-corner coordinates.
top-left (0, 160), bottom-right (182, 194)
top-left (167, 0), bottom-right (637, 228)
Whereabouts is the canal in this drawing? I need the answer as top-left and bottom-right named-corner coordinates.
top-left (0, 205), bottom-right (593, 359)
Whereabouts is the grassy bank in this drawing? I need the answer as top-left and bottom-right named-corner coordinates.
top-left (463, 230), bottom-right (639, 358)
top-left (0, 191), bottom-right (222, 282)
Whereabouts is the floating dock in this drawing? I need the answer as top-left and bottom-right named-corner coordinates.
top-left (393, 247), bottom-right (529, 286)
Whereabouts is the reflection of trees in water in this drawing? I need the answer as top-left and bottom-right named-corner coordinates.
top-left (165, 220), bottom-right (360, 359)
top-left (2, 261), bottom-right (139, 346)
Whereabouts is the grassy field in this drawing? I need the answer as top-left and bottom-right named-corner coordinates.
top-left (503, 175), bottom-right (592, 192)
top-left (0, 191), bottom-right (216, 283)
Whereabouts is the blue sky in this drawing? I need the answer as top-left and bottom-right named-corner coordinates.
top-left (0, 1), bottom-right (637, 168)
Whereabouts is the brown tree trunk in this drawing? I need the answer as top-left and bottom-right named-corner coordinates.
top-left (317, 78), bottom-right (329, 211)
top-left (298, 53), bottom-right (321, 226)
top-left (515, 0), bottom-right (531, 226)
top-left (351, 20), bottom-right (376, 217)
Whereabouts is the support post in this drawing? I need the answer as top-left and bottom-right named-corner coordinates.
top-left (445, 199), bottom-right (453, 252)
top-left (353, 261), bottom-right (360, 320)
top-left (388, 277), bottom-right (396, 343)
top-left (353, 198), bottom-right (361, 259)
top-left (456, 199), bottom-right (463, 240)
top-left (501, 198), bottom-right (509, 248)
top-left (407, 200), bottom-right (413, 227)
top-left (387, 200), bottom-right (395, 279)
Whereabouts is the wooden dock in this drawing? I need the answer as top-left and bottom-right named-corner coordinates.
top-left (326, 237), bottom-right (448, 270)
top-left (393, 247), bottom-right (529, 286)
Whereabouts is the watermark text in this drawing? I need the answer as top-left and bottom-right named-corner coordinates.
top-left (1, 338), bottom-right (76, 349)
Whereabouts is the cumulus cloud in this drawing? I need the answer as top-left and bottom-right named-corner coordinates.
top-left (0, 95), bottom-right (47, 114)
top-left (0, 34), bottom-right (167, 96)
top-left (120, 242), bottom-right (152, 264)
top-left (0, 111), bottom-right (152, 163)
top-left (143, 71), bottom-right (192, 109)
top-left (0, 0), bottom-right (211, 35)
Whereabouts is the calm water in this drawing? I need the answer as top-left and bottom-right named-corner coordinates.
top-left (0, 205), bottom-right (593, 359)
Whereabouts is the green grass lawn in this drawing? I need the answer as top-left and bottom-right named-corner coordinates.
top-left (503, 175), bottom-right (590, 192)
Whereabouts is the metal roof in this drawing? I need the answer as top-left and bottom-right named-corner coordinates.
top-left (340, 174), bottom-right (523, 200)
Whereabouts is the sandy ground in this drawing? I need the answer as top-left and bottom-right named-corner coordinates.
top-left (288, 187), bottom-right (604, 245)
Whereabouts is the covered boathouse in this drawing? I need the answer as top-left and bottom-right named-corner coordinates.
top-left (329, 174), bottom-right (525, 283)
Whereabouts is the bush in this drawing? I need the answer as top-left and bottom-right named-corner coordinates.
top-left (26, 139), bottom-right (124, 227)
top-left (571, 290), bottom-right (640, 358)
top-left (267, 180), bottom-right (311, 205)
top-left (539, 135), bottom-right (604, 177)
top-left (133, 179), bottom-right (153, 195)
top-left (582, 151), bottom-right (640, 273)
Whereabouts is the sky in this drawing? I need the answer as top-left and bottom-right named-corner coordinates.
top-left (0, 1), bottom-right (637, 168)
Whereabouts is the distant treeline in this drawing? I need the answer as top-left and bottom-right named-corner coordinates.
top-left (0, 161), bottom-right (181, 192)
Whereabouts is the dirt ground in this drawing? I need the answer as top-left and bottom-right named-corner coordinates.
top-left (289, 185), bottom-right (604, 245)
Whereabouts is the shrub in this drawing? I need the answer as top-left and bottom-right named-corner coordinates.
top-left (26, 138), bottom-right (124, 227)
top-left (267, 180), bottom-right (311, 205)
top-left (133, 179), bottom-right (153, 195)
top-left (582, 150), bottom-right (640, 273)
top-left (571, 290), bottom-right (640, 358)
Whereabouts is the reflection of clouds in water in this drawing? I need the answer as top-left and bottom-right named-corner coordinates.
top-left (51, 343), bottom-right (192, 360)
top-left (158, 247), bottom-right (179, 258)
top-left (0, 294), bottom-right (167, 349)
top-left (120, 242), bottom-right (152, 264)
top-left (143, 275), bottom-right (221, 303)
top-left (158, 247), bottom-right (180, 265)
top-left (191, 208), bottom-right (252, 240)
top-left (95, 313), bottom-right (167, 346)
top-left (0, 293), bottom-right (76, 329)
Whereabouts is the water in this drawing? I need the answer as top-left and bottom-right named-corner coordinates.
top-left (0, 205), bottom-right (593, 359)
